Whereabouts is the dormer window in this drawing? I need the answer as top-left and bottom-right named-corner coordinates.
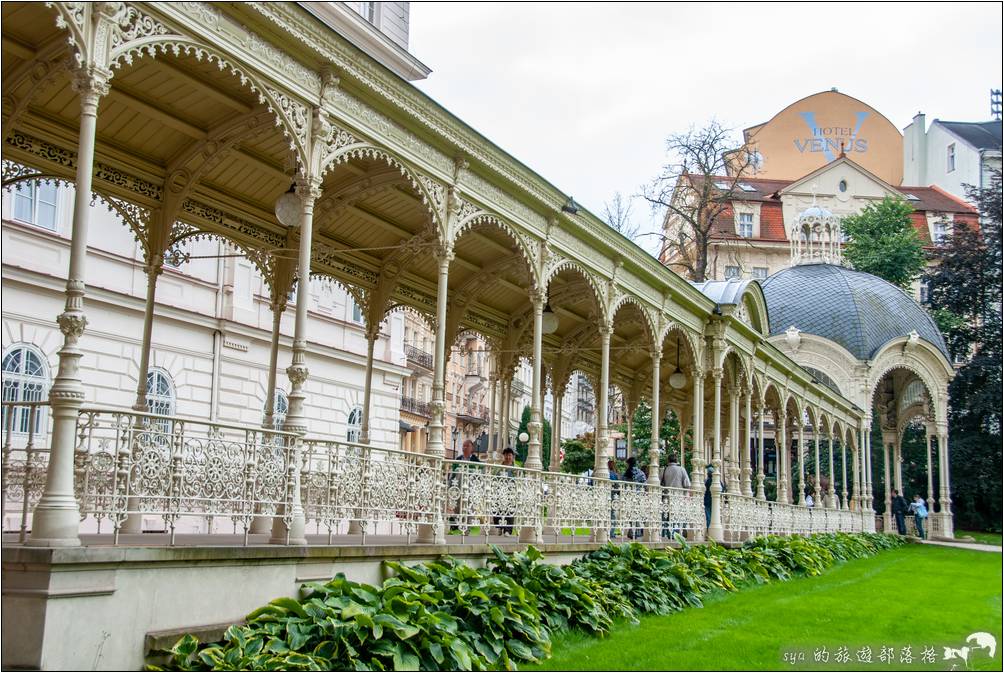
top-left (738, 212), bottom-right (753, 238)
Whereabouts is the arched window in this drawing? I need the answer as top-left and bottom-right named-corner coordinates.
top-left (2, 344), bottom-right (49, 435)
top-left (269, 389), bottom-right (289, 430)
top-left (347, 406), bottom-right (362, 443)
top-left (146, 368), bottom-right (176, 416)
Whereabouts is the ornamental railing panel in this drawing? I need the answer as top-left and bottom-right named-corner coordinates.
top-left (71, 407), bottom-right (298, 543)
top-left (1, 401), bottom-right (51, 542)
top-left (301, 438), bottom-right (441, 542)
top-left (0, 405), bottom-right (877, 546)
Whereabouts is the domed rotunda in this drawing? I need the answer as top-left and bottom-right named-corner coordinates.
top-left (760, 258), bottom-right (954, 536)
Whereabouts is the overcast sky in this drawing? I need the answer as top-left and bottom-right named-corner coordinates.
top-left (409, 2), bottom-right (1003, 253)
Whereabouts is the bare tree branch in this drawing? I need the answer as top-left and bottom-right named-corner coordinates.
top-left (642, 120), bottom-right (757, 281)
top-left (603, 191), bottom-right (640, 240)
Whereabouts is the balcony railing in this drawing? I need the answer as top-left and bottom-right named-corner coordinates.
top-left (404, 343), bottom-right (433, 371)
top-left (400, 396), bottom-right (431, 418)
top-left (510, 379), bottom-right (529, 397)
top-left (1, 403), bottom-right (876, 546)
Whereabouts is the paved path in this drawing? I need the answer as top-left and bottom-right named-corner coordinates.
top-left (919, 539), bottom-right (1002, 553)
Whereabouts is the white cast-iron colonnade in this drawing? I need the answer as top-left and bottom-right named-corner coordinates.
top-left (1, 2), bottom-right (920, 549)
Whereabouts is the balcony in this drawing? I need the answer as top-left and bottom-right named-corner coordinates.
top-left (400, 395), bottom-right (431, 418)
top-left (510, 379), bottom-right (529, 398)
top-left (404, 343), bottom-right (433, 371)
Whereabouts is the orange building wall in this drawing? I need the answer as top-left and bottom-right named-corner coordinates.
top-left (743, 90), bottom-right (904, 185)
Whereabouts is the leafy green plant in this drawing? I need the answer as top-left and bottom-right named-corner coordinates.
top-left (151, 533), bottom-right (906, 671)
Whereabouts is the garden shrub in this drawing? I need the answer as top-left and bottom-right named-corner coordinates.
top-left (151, 533), bottom-right (905, 671)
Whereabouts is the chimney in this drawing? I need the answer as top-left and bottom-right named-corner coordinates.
top-left (903, 112), bottom-right (927, 185)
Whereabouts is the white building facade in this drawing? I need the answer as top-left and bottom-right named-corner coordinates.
top-left (2, 184), bottom-right (411, 453)
top-left (903, 113), bottom-right (1002, 201)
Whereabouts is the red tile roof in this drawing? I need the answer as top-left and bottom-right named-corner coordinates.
top-left (690, 174), bottom-right (978, 243)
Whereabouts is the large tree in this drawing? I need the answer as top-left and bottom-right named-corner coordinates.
top-left (643, 121), bottom-right (757, 282)
top-left (841, 196), bottom-right (925, 289)
top-left (923, 170), bottom-right (1002, 531)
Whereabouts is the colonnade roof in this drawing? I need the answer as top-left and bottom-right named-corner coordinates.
top-left (1, 1), bottom-right (867, 426)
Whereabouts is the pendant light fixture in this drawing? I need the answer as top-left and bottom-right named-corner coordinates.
top-left (274, 182), bottom-right (300, 228)
top-left (541, 302), bottom-right (558, 334)
top-left (668, 335), bottom-right (687, 389)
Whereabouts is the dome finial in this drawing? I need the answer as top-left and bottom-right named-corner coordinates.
top-left (791, 190), bottom-right (843, 267)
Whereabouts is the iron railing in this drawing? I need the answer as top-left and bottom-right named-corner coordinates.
top-left (1, 403), bottom-right (876, 545)
top-left (404, 344), bottom-right (433, 371)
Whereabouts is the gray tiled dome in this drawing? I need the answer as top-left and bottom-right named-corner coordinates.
top-left (760, 264), bottom-right (949, 361)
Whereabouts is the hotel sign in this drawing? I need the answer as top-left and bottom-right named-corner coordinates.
top-left (794, 111), bottom-right (870, 161)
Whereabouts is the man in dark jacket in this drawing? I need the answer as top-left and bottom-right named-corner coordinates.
top-left (891, 489), bottom-right (908, 535)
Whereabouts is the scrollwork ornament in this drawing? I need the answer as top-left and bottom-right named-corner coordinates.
top-left (285, 364), bottom-right (309, 386)
top-left (57, 312), bottom-right (88, 339)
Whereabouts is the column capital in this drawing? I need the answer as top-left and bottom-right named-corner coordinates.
top-left (711, 367), bottom-right (724, 381)
top-left (650, 350), bottom-right (662, 364)
top-left (434, 243), bottom-right (455, 265)
top-left (69, 63), bottom-right (112, 106)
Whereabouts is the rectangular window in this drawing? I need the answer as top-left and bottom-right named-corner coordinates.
top-left (12, 182), bottom-right (58, 230)
top-left (350, 298), bottom-right (363, 324)
top-left (724, 265), bottom-right (741, 280)
top-left (946, 143), bottom-right (956, 173)
top-left (919, 282), bottom-right (930, 304)
top-left (933, 220), bottom-right (949, 244)
top-left (361, 1), bottom-right (377, 23)
top-left (752, 266), bottom-right (768, 279)
top-left (738, 212), bottom-right (754, 238)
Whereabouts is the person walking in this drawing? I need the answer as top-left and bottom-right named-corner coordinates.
top-left (891, 489), bottom-right (908, 535)
top-left (661, 454), bottom-right (690, 538)
top-left (909, 494), bottom-right (929, 539)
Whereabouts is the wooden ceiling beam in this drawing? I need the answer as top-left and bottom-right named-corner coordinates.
top-left (154, 59), bottom-right (254, 114)
top-left (107, 87), bottom-right (207, 140)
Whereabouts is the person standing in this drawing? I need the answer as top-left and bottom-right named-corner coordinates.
top-left (450, 439), bottom-right (482, 533)
top-left (607, 459), bottom-right (620, 538)
top-left (493, 448), bottom-right (516, 535)
top-left (624, 456), bottom-right (647, 539)
top-left (891, 489), bottom-right (908, 535)
top-left (909, 494), bottom-right (929, 539)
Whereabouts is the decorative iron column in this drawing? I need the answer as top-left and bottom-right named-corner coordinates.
top-left (133, 253), bottom-right (164, 411)
top-left (813, 421), bottom-right (822, 508)
top-left (798, 418), bottom-right (807, 506)
top-left (690, 372), bottom-right (704, 490)
top-left (840, 437), bottom-right (848, 510)
top-left (937, 423), bottom-right (953, 537)
top-left (270, 179), bottom-right (321, 546)
top-left (924, 425), bottom-right (934, 513)
top-left (648, 352), bottom-right (660, 485)
top-left (29, 68), bottom-right (110, 547)
top-left (727, 384), bottom-right (740, 494)
top-left (593, 325), bottom-right (612, 481)
top-left (776, 410), bottom-right (788, 504)
top-left (827, 428), bottom-right (836, 508)
top-left (756, 399), bottom-right (766, 500)
top-left (263, 295), bottom-right (288, 430)
top-left (707, 367), bottom-right (724, 542)
top-left (882, 440), bottom-right (892, 533)
top-left (524, 292), bottom-right (544, 472)
top-left (427, 246), bottom-right (453, 459)
top-left (741, 388), bottom-right (752, 496)
top-left (549, 384), bottom-right (562, 472)
top-left (359, 327), bottom-right (378, 445)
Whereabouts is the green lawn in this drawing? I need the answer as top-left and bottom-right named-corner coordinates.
top-left (527, 544), bottom-right (1002, 671)
top-left (956, 530), bottom-right (1003, 546)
